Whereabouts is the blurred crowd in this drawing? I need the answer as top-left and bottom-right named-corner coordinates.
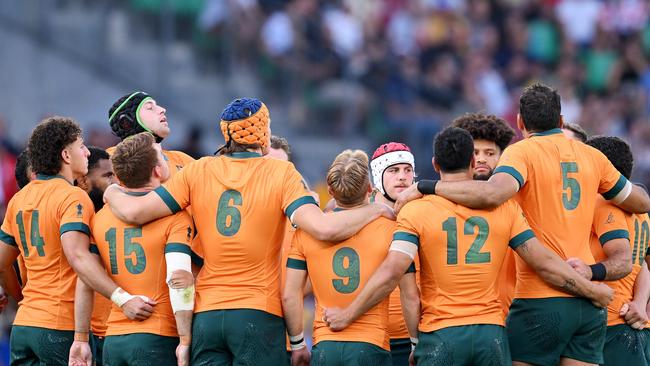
top-left (197, 0), bottom-right (650, 178)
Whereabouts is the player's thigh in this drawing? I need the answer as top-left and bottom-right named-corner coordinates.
top-left (342, 341), bottom-right (392, 366)
top-left (470, 324), bottom-right (511, 366)
top-left (90, 333), bottom-right (105, 366)
top-left (599, 324), bottom-right (648, 366)
top-left (224, 309), bottom-right (289, 366)
top-left (507, 298), bottom-right (581, 366)
top-left (11, 326), bottom-right (72, 366)
top-left (389, 338), bottom-right (411, 366)
top-left (190, 310), bottom-right (231, 366)
top-left (562, 299), bottom-right (607, 365)
top-left (104, 333), bottom-right (177, 366)
top-left (310, 341), bottom-right (340, 366)
top-left (413, 327), bottom-right (465, 365)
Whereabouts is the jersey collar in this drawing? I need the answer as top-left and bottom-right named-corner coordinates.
top-left (35, 174), bottom-right (72, 185)
top-left (227, 152), bottom-right (262, 159)
top-left (531, 128), bottom-right (562, 137)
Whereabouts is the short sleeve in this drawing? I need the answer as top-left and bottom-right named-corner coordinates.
top-left (286, 230), bottom-right (307, 271)
top-left (591, 199), bottom-right (629, 245)
top-left (394, 202), bottom-right (421, 247)
top-left (190, 231), bottom-right (204, 267)
top-left (155, 162), bottom-right (193, 214)
top-left (494, 143), bottom-right (528, 190)
top-left (164, 210), bottom-right (194, 250)
top-left (595, 150), bottom-right (629, 200)
top-left (0, 201), bottom-right (17, 248)
top-left (59, 189), bottom-right (93, 236)
top-left (282, 164), bottom-right (317, 220)
top-left (507, 201), bottom-right (535, 249)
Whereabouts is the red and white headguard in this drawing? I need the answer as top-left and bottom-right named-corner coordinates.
top-left (370, 142), bottom-right (415, 200)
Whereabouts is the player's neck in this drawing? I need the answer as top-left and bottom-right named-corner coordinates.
top-left (123, 180), bottom-right (159, 193)
top-left (440, 171), bottom-right (473, 182)
top-left (57, 167), bottom-right (76, 185)
top-left (336, 200), bottom-right (369, 210)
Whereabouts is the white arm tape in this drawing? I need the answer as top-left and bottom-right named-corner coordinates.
top-left (165, 252), bottom-right (192, 283)
top-left (389, 241), bottom-right (418, 260)
top-left (611, 180), bottom-right (632, 205)
top-left (169, 285), bottom-right (195, 313)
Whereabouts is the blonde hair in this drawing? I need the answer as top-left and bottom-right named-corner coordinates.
top-left (327, 149), bottom-right (370, 206)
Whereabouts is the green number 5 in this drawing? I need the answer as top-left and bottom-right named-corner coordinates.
top-left (332, 247), bottom-right (360, 293)
top-left (217, 190), bottom-right (242, 236)
top-left (561, 162), bottom-right (581, 210)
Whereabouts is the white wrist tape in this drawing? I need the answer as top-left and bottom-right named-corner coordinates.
top-left (410, 337), bottom-right (419, 351)
top-left (169, 285), bottom-right (195, 313)
top-left (289, 332), bottom-right (306, 351)
top-left (110, 287), bottom-right (135, 307)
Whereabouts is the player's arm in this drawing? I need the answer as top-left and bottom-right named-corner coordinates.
top-left (165, 247), bottom-right (194, 366)
top-left (620, 262), bottom-right (650, 329)
top-left (0, 243), bottom-right (22, 303)
top-left (398, 271), bottom-right (420, 343)
top-left (69, 277), bottom-right (93, 365)
top-left (611, 183), bottom-right (650, 214)
top-left (103, 184), bottom-right (172, 225)
top-left (513, 236), bottom-right (613, 307)
top-left (63, 232), bottom-right (156, 321)
top-left (595, 238), bottom-right (632, 281)
top-left (324, 243), bottom-right (414, 330)
top-left (282, 267), bottom-right (311, 365)
top-left (292, 203), bottom-right (394, 242)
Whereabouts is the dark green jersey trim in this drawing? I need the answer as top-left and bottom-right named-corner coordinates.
top-left (406, 262), bottom-right (416, 274)
top-left (154, 186), bottom-right (182, 214)
top-left (227, 152), bottom-right (262, 159)
top-left (531, 128), bottom-right (562, 137)
top-left (125, 191), bottom-right (149, 197)
top-left (89, 243), bottom-right (100, 255)
top-left (393, 232), bottom-right (419, 247)
top-left (287, 258), bottom-right (307, 270)
top-left (285, 196), bottom-right (318, 219)
top-left (36, 174), bottom-right (72, 185)
top-left (60, 222), bottom-right (90, 236)
top-left (191, 250), bottom-right (204, 267)
top-left (602, 175), bottom-right (628, 200)
top-left (494, 166), bottom-right (525, 190)
top-left (509, 229), bottom-right (535, 249)
top-left (0, 229), bottom-right (16, 247)
top-left (165, 243), bottom-right (192, 255)
top-left (599, 229), bottom-right (629, 245)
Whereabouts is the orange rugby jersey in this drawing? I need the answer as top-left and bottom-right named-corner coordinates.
top-left (494, 128), bottom-right (628, 299)
top-left (107, 146), bottom-right (193, 176)
top-left (497, 248), bottom-right (516, 316)
top-left (589, 201), bottom-right (646, 326)
top-left (154, 152), bottom-right (317, 317)
top-left (0, 175), bottom-right (93, 330)
top-left (395, 196), bottom-right (534, 333)
top-left (91, 293), bottom-right (112, 337)
top-left (288, 217), bottom-right (395, 350)
top-left (91, 195), bottom-right (194, 337)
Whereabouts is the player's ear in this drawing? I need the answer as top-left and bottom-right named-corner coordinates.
top-left (432, 157), bottom-right (440, 173)
top-left (61, 146), bottom-right (72, 165)
top-left (470, 155), bottom-right (476, 170)
top-left (516, 113), bottom-right (525, 132)
top-left (327, 186), bottom-right (334, 198)
top-left (558, 115), bottom-right (565, 129)
top-left (366, 182), bottom-right (373, 194)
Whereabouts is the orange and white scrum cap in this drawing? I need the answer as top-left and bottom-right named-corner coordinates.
top-left (220, 97), bottom-right (269, 148)
top-left (370, 142), bottom-right (415, 196)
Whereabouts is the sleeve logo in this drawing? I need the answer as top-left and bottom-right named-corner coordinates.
top-left (76, 204), bottom-right (83, 218)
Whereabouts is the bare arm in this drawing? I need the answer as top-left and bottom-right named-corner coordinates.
top-left (324, 249), bottom-right (413, 330)
top-left (282, 268), bottom-right (308, 337)
top-left (292, 203), bottom-right (394, 242)
top-left (103, 184), bottom-right (172, 225)
top-left (600, 239), bottom-right (633, 280)
top-left (618, 262), bottom-right (650, 329)
top-left (69, 278), bottom-right (93, 366)
top-left (398, 272), bottom-right (420, 339)
top-left (434, 173), bottom-right (519, 209)
top-left (0, 244), bottom-right (22, 302)
top-left (615, 184), bottom-right (650, 214)
top-left (633, 262), bottom-right (650, 306)
top-left (514, 238), bottom-right (612, 307)
top-left (61, 231), bottom-right (118, 298)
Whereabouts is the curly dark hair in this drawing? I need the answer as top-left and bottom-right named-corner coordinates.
top-left (434, 127), bottom-right (474, 173)
top-left (15, 149), bottom-right (31, 189)
top-left (87, 146), bottom-right (110, 171)
top-left (519, 83), bottom-right (561, 132)
top-left (586, 136), bottom-right (633, 180)
top-left (451, 113), bottom-right (515, 152)
top-left (28, 116), bottom-right (82, 176)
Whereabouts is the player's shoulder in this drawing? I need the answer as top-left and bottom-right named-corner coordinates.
top-left (163, 149), bottom-right (195, 164)
top-left (367, 216), bottom-right (396, 232)
top-left (92, 205), bottom-right (118, 231)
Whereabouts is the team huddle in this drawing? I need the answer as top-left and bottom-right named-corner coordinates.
top-left (0, 83), bottom-right (648, 366)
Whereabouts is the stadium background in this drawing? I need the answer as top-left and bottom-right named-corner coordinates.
top-left (0, 0), bottom-right (648, 364)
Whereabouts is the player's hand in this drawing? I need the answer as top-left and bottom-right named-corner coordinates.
top-left (121, 296), bottom-right (156, 321)
top-left (323, 307), bottom-right (352, 331)
top-left (290, 347), bottom-right (310, 366)
top-left (169, 270), bottom-right (194, 289)
top-left (102, 183), bottom-right (121, 204)
top-left (373, 202), bottom-right (396, 221)
top-left (394, 183), bottom-right (423, 214)
top-left (68, 340), bottom-right (92, 366)
top-left (620, 301), bottom-right (648, 329)
top-left (590, 282), bottom-right (614, 308)
top-left (566, 257), bottom-right (592, 280)
top-left (176, 343), bottom-right (190, 366)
